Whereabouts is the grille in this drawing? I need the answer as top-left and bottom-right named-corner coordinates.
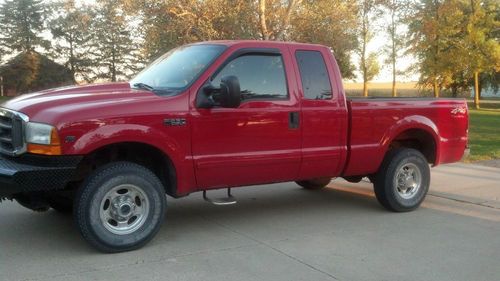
top-left (0, 108), bottom-right (28, 156)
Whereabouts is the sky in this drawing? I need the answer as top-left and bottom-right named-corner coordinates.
top-left (0, 0), bottom-right (419, 83)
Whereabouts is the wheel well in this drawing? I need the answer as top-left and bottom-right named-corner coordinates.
top-left (388, 129), bottom-right (436, 164)
top-left (74, 142), bottom-right (177, 197)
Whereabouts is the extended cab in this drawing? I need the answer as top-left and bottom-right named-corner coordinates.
top-left (0, 41), bottom-right (469, 252)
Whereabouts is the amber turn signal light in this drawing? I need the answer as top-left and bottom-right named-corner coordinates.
top-left (27, 143), bottom-right (62, 155)
top-left (27, 128), bottom-right (62, 155)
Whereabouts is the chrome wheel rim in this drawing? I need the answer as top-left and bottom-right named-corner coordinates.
top-left (394, 163), bottom-right (422, 199)
top-left (99, 184), bottom-right (149, 235)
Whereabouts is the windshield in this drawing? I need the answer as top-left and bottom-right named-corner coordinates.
top-left (130, 44), bottom-right (226, 95)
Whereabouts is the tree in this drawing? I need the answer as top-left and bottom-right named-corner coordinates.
top-left (463, 0), bottom-right (500, 109)
top-left (49, 0), bottom-right (95, 82)
top-left (290, 0), bottom-right (359, 79)
top-left (122, 0), bottom-right (259, 60)
top-left (0, 46), bottom-right (6, 65)
top-left (480, 71), bottom-right (500, 97)
top-left (407, 0), bottom-right (465, 97)
top-left (365, 52), bottom-right (381, 83)
top-left (124, 0), bottom-right (360, 77)
top-left (0, 52), bottom-right (73, 94)
top-left (258, 0), bottom-right (302, 40)
top-left (0, 0), bottom-right (49, 54)
top-left (91, 0), bottom-right (142, 82)
top-left (358, 0), bottom-right (382, 96)
top-left (382, 0), bottom-right (406, 97)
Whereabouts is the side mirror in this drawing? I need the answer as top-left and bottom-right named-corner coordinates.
top-left (196, 75), bottom-right (241, 109)
top-left (218, 76), bottom-right (241, 108)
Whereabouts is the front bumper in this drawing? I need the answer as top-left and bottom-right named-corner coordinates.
top-left (0, 154), bottom-right (82, 197)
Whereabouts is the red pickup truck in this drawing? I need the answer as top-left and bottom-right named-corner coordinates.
top-left (0, 40), bottom-right (468, 252)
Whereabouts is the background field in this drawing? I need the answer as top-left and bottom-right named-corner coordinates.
top-left (344, 82), bottom-right (424, 97)
top-left (344, 82), bottom-right (500, 110)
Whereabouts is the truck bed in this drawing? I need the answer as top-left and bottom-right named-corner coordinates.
top-left (343, 97), bottom-right (468, 176)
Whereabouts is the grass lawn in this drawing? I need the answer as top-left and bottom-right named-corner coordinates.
top-left (467, 109), bottom-right (500, 161)
top-left (467, 102), bottom-right (500, 110)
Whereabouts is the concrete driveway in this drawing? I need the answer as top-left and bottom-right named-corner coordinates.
top-left (1, 163), bottom-right (499, 281)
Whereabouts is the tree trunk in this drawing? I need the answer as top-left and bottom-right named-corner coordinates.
top-left (391, 0), bottom-right (397, 97)
top-left (433, 79), bottom-right (439, 98)
top-left (392, 64), bottom-right (396, 97)
top-left (433, 0), bottom-right (440, 99)
top-left (474, 71), bottom-right (480, 109)
top-left (258, 0), bottom-right (269, 40)
top-left (69, 39), bottom-right (76, 82)
top-left (451, 85), bottom-right (458, 98)
top-left (111, 48), bottom-right (116, 82)
top-left (275, 0), bottom-right (300, 40)
top-left (361, 13), bottom-right (368, 97)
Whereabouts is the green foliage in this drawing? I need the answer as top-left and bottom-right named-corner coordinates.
top-left (122, 0), bottom-right (259, 60)
top-left (49, 0), bottom-right (95, 82)
top-left (0, 0), bottom-right (497, 98)
top-left (381, 0), bottom-right (407, 95)
top-left (290, 0), bottom-right (359, 79)
top-left (0, 0), bottom-right (50, 53)
top-left (90, 0), bottom-right (143, 81)
top-left (407, 0), bottom-right (500, 96)
top-left (122, 0), bottom-right (360, 78)
top-left (365, 52), bottom-right (381, 81)
top-left (357, 0), bottom-right (384, 91)
top-left (0, 52), bottom-right (73, 94)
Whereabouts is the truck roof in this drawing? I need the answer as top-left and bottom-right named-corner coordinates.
top-left (191, 40), bottom-right (328, 49)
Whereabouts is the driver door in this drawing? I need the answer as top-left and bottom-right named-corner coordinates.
top-left (190, 47), bottom-right (301, 189)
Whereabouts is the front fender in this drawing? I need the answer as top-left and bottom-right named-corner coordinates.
top-left (65, 123), bottom-right (182, 158)
top-left (60, 122), bottom-right (195, 195)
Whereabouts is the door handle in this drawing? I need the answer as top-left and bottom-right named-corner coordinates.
top-left (289, 111), bottom-right (300, 129)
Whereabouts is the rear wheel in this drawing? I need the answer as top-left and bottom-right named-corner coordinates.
top-left (74, 162), bottom-right (166, 253)
top-left (296, 178), bottom-right (331, 190)
top-left (373, 148), bottom-right (430, 212)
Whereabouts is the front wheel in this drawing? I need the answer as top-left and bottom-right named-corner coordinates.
top-left (373, 148), bottom-right (430, 212)
top-left (74, 162), bottom-right (166, 253)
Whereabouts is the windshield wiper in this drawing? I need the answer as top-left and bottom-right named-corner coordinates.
top-left (132, 83), bottom-right (155, 92)
top-left (132, 83), bottom-right (179, 96)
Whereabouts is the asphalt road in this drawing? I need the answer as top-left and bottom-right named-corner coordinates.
top-left (1, 163), bottom-right (499, 281)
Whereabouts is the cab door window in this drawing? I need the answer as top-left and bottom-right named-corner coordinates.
top-left (212, 54), bottom-right (288, 101)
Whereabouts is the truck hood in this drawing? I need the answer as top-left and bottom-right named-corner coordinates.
top-left (1, 82), bottom-right (162, 123)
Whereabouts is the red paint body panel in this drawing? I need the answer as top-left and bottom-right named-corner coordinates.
top-left (0, 40), bottom-right (468, 196)
top-left (344, 98), bottom-right (468, 176)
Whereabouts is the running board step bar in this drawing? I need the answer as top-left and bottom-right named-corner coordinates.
top-left (203, 189), bottom-right (237, 205)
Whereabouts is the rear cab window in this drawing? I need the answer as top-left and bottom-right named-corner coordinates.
top-left (295, 51), bottom-right (333, 100)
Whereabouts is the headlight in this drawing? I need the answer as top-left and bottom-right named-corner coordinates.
top-left (25, 122), bottom-right (62, 155)
top-left (26, 122), bottom-right (56, 145)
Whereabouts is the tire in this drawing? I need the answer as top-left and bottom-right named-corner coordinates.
top-left (373, 148), bottom-right (430, 212)
top-left (296, 178), bottom-right (331, 190)
top-left (74, 161), bottom-right (166, 253)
